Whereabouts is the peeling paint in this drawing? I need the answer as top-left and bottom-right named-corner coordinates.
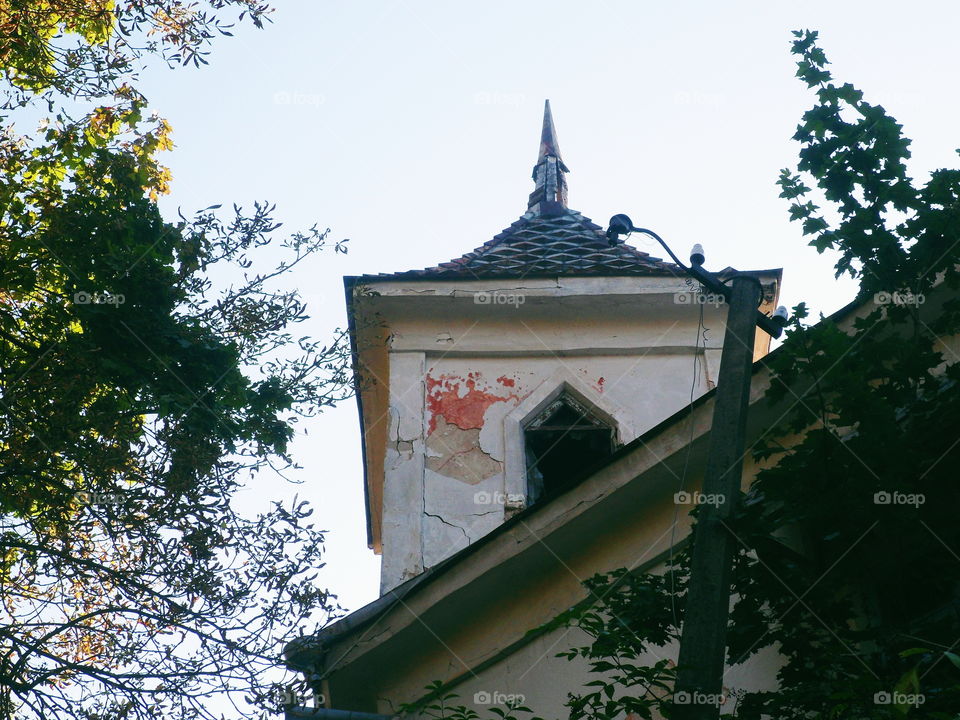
top-left (426, 372), bottom-right (519, 434)
top-left (575, 368), bottom-right (607, 395)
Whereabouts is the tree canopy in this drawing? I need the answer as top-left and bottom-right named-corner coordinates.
top-left (0, 0), bottom-right (271, 104)
top-left (0, 2), bottom-right (352, 718)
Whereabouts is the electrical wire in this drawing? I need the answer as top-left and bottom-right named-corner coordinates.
top-left (668, 287), bottom-right (707, 629)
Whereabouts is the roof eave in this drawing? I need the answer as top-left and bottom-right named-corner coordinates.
top-left (343, 276), bottom-right (374, 550)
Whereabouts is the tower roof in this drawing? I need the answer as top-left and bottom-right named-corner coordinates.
top-left (367, 100), bottom-right (680, 282)
top-left (371, 210), bottom-right (677, 280)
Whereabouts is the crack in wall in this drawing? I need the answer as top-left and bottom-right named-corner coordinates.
top-left (421, 505), bottom-right (469, 543)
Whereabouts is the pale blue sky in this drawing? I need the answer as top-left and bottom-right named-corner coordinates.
top-left (144, 1), bottom-right (960, 614)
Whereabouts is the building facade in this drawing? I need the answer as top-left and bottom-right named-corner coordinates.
top-left (286, 101), bottom-right (784, 718)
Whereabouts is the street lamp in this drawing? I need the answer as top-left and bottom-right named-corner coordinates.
top-left (606, 213), bottom-right (787, 338)
top-left (606, 214), bottom-right (788, 720)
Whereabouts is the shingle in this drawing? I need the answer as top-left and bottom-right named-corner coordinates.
top-left (377, 208), bottom-right (681, 280)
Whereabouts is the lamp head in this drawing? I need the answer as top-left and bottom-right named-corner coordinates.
top-left (690, 243), bottom-right (705, 266)
top-left (773, 305), bottom-right (789, 327)
top-left (606, 214), bottom-right (634, 246)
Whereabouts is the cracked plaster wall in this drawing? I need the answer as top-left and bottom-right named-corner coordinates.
top-left (379, 348), bottom-right (713, 593)
top-left (372, 277), bottom-right (751, 594)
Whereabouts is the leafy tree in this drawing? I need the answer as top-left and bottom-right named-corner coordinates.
top-left (544, 30), bottom-right (960, 720)
top-left (0, 0), bottom-right (271, 105)
top-left (0, 2), bottom-right (353, 718)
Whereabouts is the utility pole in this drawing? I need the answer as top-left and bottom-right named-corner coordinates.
top-left (605, 215), bottom-right (786, 720)
top-left (671, 275), bottom-right (763, 720)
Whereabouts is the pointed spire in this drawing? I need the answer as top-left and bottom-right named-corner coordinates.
top-left (528, 99), bottom-right (569, 216)
top-left (538, 98), bottom-right (563, 162)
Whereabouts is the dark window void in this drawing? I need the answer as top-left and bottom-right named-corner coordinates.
top-left (524, 394), bottom-right (616, 504)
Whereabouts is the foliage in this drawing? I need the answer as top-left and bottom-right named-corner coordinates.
top-left (0, 100), bottom-right (351, 720)
top-left (399, 681), bottom-right (543, 720)
top-left (0, 0), bottom-right (272, 106)
top-left (547, 30), bottom-right (960, 720)
top-left (556, 567), bottom-right (683, 720)
top-left (0, 1), bottom-right (354, 718)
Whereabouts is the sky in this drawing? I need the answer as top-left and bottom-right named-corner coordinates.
top-left (142, 0), bottom-right (960, 615)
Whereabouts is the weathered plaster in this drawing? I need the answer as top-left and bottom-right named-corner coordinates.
top-left (425, 372), bottom-right (520, 434)
top-left (361, 274), bottom-right (780, 594)
top-left (422, 465), bottom-right (504, 568)
top-left (425, 417), bottom-right (502, 483)
top-left (379, 352), bottom-right (427, 593)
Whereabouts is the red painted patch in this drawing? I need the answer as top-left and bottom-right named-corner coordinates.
top-left (597, 376), bottom-right (605, 392)
top-left (496, 375), bottom-right (516, 388)
top-left (426, 374), bottom-right (519, 434)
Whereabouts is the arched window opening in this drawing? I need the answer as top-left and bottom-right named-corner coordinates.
top-left (524, 393), bottom-right (616, 504)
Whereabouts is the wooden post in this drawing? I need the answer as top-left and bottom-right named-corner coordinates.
top-left (672, 275), bottom-right (762, 720)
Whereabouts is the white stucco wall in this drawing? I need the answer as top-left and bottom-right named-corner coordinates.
top-left (416, 353), bottom-right (705, 567)
top-left (370, 275), bottom-right (750, 594)
top-left (358, 274), bottom-right (781, 594)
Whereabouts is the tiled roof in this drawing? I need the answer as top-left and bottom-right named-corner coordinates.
top-left (372, 207), bottom-right (680, 280)
top-left (362, 101), bottom-right (680, 282)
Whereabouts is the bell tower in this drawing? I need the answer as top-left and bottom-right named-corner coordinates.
top-left (344, 101), bottom-right (781, 594)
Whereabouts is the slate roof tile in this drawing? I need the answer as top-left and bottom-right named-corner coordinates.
top-left (371, 208), bottom-right (680, 281)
